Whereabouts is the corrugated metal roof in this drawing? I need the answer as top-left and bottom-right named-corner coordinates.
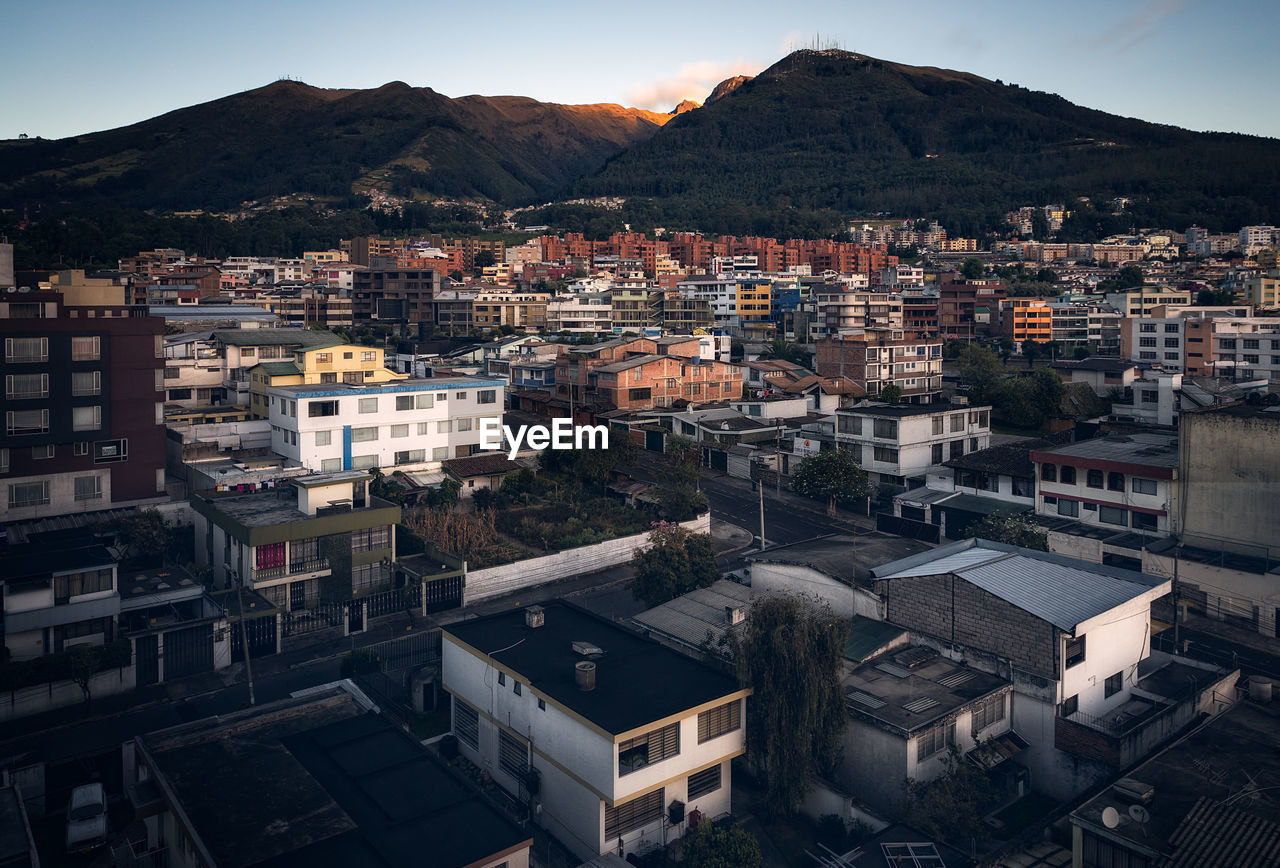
top-left (631, 580), bottom-right (755, 651)
top-left (957, 555), bottom-right (1159, 631)
top-left (877, 546), bottom-right (1006, 579)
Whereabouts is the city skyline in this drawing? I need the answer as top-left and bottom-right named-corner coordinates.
top-left (4, 0), bottom-right (1279, 141)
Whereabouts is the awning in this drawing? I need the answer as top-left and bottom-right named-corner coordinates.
top-left (967, 730), bottom-right (1029, 770)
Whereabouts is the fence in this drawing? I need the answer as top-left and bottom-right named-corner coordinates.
top-left (876, 511), bottom-right (942, 543)
top-left (365, 629), bottom-right (441, 674)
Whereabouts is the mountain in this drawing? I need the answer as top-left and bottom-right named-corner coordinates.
top-left (574, 50), bottom-right (1280, 234)
top-left (670, 99), bottom-right (701, 115)
top-left (0, 80), bottom-right (668, 210)
top-left (705, 75), bottom-right (751, 105)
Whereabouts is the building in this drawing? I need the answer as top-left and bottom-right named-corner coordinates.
top-left (546, 293), bottom-right (614, 334)
top-left (1242, 268), bottom-right (1279, 308)
top-left (812, 289), bottom-right (903, 337)
top-left (834, 402), bottom-right (991, 489)
top-left (162, 328), bottom-right (344, 409)
top-left (129, 685), bottom-right (532, 868)
top-left (192, 470), bottom-right (400, 608)
top-left (263, 376), bottom-right (504, 472)
top-left (442, 453), bottom-right (525, 498)
top-left (351, 268), bottom-right (442, 324)
top-left (1031, 433), bottom-right (1177, 535)
top-left (998, 298), bottom-right (1053, 343)
top-left (938, 275), bottom-right (1006, 340)
top-left (815, 333), bottom-right (944, 403)
top-left (0, 538), bottom-right (119, 660)
top-left (1050, 357), bottom-right (1141, 396)
top-left (590, 354), bottom-right (743, 410)
top-left (1104, 287), bottom-right (1192, 317)
top-left (443, 601), bottom-right (748, 861)
top-left (2, 289), bottom-right (167, 522)
top-left (247, 341), bottom-right (406, 418)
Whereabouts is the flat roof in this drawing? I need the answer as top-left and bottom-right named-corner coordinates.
top-left (293, 470), bottom-right (370, 488)
top-left (1030, 432), bottom-right (1178, 469)
top-left (445, 600), bottom-right (743, 736)
top-left (267, 376), bottom-right (503, 398)
top-left (213, 328), bottom-right (343, 347)
top-left (0, 543), bottom-right (115, 581)
top-left (748, 533), bottom-right (931, 588)
top-left (844, 646), bottom-right (1009, 734)
top-left (142, 689), bottom-right (530, 868)
top-left (838, 401), bottom-right (985, 418)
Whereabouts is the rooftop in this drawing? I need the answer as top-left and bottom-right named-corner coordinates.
top-left (141, 688), bottom-right (530, 868)
top-left (213, 328), bottom-right (343, 347)
top-left (748, 533), bottom-right (931, 589)
top-left (942, 437), bottom-right (1062, 477)
top-left (871, 538), bottom-right (1169, 633)
top-left (839, 401), bottom-right (981, 418)
top-left (1071, 699), bottom-right (1280, 867)
top-left (1052, 357), bottom-right (1139, 373)
top-left (0, 542), bottom-right (115, 582)
top-left (843, 646), bottom-right (1009, 734)
top-left (266, 375), bottom-right (503, 398)
top-left (631, 579), bottom-right (755, 653)
top-left (1029, 432), bottom-right (1179, 469)
top-left (1185, 399), bottom-right (1280, 420)
top-left (441, 453), bottom-right (524, 478)
top-left (445, 600), bottom-right (743, 736)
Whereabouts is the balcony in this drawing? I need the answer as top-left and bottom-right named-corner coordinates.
top-left (252, 558), bottom-right (330, 583)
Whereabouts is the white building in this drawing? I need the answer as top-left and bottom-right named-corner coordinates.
top-left (443, 602), bottom-right (748, 861)
top-left (263, 375), bottom-right (504, 472)
top-left (1030, 433), bottom-right (1177, 535)
top-left (546, 293), bottom-right (613, 334)
top-left (834, 402), bottom-right (991, 489)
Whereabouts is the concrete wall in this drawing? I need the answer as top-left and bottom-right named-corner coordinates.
top-left (0, 665), bottom-right (135, 723)
top-left (465, 513), bottom-right (710, 604)
top-left (748, 563), bottom-right (881, 620)
top-left (1179, 410), bottom-right (1280, 557)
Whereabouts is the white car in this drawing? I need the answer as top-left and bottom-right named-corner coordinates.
top-left (65, 783), bottom-right (108, 854)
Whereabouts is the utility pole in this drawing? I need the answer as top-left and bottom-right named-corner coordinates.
top-left (775, 423), bottom-right (782, 499)
top-left (233, 570), bottom-right (257, 706)
top-left (758, 470), bottom-right (766, 551)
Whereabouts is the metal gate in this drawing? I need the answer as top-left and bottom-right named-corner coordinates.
top-left (164, 624), bottom-right (214, 680)
top-left (424, 575), bottom-right (464, 613)
top-left (136, 634), bottom-right (159, 686)
top-left (645, 430), bottom-right (665, 452)
top-left (347, 599), bottom-right (365, 633)
top-left (230, 615), bottom-right (277, 659)
top-left (708, 449), bottom-right (728, 472)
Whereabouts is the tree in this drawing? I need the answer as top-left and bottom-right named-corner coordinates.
top-left (1035, 267), bottom-right (1059, 283)
top-left (1195, 288), bottom-right (1236, 306)
top-left (791, 449), bottom-right (873, 515)
top-left (759, 339), bottom-right (810, 366)
top-left (471, 249), bottom-right (497, 274)
top-left (656, 435), bottom-right (707, 521)
top-left (680, 823), bottom-right (762, 868)
top-left (67, 645), bottom-right (98, 716)
top-left (629, 523), bottom-right (720, 607)
top-left (905, 746), bottom-right (997, 845)
top-left (995, 337), bottom-right (1016, 362)
top-left (1021, 338), bottom-right (1046, 368)
top-left (729, 595), bottom-right (846, 818)
top-left (953, 344), bottom-right (1004, 404)
top-left (960, 258), bottom-right (985, 280)
top-left (879, 383), bottom-right (902, 404)
top-left (963, 512), bottom-right (1048, 550)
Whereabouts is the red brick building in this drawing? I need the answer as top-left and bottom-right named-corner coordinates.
top-left (591, 354), bottom-right (742, 410)
top-left (815, 332), bottom-right (944, 403)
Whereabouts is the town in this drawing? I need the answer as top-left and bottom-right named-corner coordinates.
top-left (0, 204), bottom-right (1277, 868)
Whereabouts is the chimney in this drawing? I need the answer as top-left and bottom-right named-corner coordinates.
top-left (725, 606), bottom-right (745, 625)
top-left (525, 605), bottom-right (545, 629)
top-left (575, 660), bottom-right (596, 692)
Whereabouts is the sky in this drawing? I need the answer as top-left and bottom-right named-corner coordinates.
top-left (4, 0), bottom-right (1278, 141)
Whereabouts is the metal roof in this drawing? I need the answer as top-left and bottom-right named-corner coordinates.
top-left (875, 546), bottom-right (1007, 579)
top-left (631, 580), bottom-right (755, 652)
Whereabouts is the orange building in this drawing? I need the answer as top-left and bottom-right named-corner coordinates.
top-left (1000, 299), bottom-right (1053, 342)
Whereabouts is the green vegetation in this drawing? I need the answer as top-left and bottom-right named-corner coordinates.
top-left (729, 595), bottom-right (846, 818)
top-left (629, 523), bottom-right (720, 607)
top-left (963, 513), bottom-right (1049, 551)
top-left (656, 435), bottom-right (708, 521)
top-left (758, 339), bottom-right (811, 366)
top-left (680, 823), bottom-right (762, 868)
top-left (955, 345), bottom-right (1064, 429)
top-left (905, 746), bottom-right (997, 846)
top-left (791, 448), bottom-right (874, 515)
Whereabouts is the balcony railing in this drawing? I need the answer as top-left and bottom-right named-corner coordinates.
top-left (253, 558), bottom-right (330, 582)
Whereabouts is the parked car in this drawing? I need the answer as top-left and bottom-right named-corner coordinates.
top-left (65, 783), bottom-right (108, 854)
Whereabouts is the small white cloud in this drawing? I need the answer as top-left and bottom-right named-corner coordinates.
top-left (625, 59), bottom-right (763, 111)
top-left (1095, 0), bottom-right (1192, 52)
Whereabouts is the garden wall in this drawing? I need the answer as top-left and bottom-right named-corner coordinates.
top-left (464, 513), bottom-right (711, 604)
top-left (0, 665), bottom-right (136, 723)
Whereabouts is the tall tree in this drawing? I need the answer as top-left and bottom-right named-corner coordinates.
top-left (963, 512), bottom-right (1049, 551)
top-left (879, 383), bottom-right (902, 404)
top-left (791, 448), bottom-right (873, 515)
top-left (759, 339), bottom-right (810, 366)
top-left (729, 595), bottom-right (847, 818)
top-left (629, 523), bottom-right (720, 607)
top-left (960, 258), bottom-right (986, 280)
top-left (953, 344), bottom-right (1005, 404)
top-left (656, 435), bottom-right (707, 521)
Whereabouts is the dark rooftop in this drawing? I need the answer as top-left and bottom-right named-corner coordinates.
top-left (442, 453), bottom-right (524, 478)
top-left (143, 688), bottom-right (530, 868)
top-left (942, 437), bottom-right (1060, 477)
top-left (444, 600), bottom-right (742, 735)
top-left (0, 543), bottom-right (114, 582)
top-left (838, 401), bottom-right (981, 418)
top-left (1052, 357), bottom-right (1139, 373)
top-left (843, 646), bottom-right (1009, 734)
top-left (747, 533), bottom-right (931, 588)
top-left (1185, 400), bottom-right (1280, 420)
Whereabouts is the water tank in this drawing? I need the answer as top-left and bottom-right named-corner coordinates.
top-left (575, 660), bottom-right (596, 692)
top-left (1249, 677), bottom-right (1273, 703)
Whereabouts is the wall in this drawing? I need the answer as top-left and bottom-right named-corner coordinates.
top-left (836, 720), bottom-right (909, 814)
top-left (1179, 410), bottom-right (1280, 557)
top-left (747, 563), bottom-right (881, 620)
top-left (465, 514), bottom-right (710, 604)
top-left (0, 665), bottom-right (135, 723)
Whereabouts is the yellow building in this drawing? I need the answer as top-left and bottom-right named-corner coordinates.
top-left (247, 343), bottom-right (405, 417)
top-left (736, 280), bottom-right (772, 325)
top-left (1243, 270), bottom-right (1279, 309)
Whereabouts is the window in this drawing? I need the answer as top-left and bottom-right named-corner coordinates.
top-left (619, 722), bottom-right (680, 775)
top-left (838, 415), bottom-right (862, 435)
top-left (873, 446), bottom-right (898, 463)
top-left (351, 426), bottom-right (378, 442)
top-left (513, 681), bottom-right (522, 696)
top-left (343, 371), bottom-right (364, 385)
top-left (72, 371), bottom-right (101, 396)
top-left (1061, 694), bottom-right (1078, 717)
top-left (1099, 505), bottom-right (1127, 526)
top-left (72, 406), bottom-right (102, 432)
top-left (1065, 637), bottom-right (1086, 669)
top-left (950, 414), bottom-right (964, 433)
top-left (321, 458), bottom-right (342, 472)
top-left (289, 537), bottom-right (320, 570)
top-left (628, 388), bottom-right (651, 401)
top-left (0, 448), bottom-right (9, 473)
top-left (8, 481), bottom-right (49, 509)
top-left (316, 352), bottom-right (332, 363)
top-left (433, 446), bottom-right (449, 460)
top-left (698, 700), bottom-right (741, 743)
top-left (1041, 464), bottom-right (1056, 482)
top-left (6, 409), bottom-right (49, 435)
top-left (457, 418), bottom-right (472, 432)
top-left (874, 418), bottom-right (899, 439)
top-left (361, 351), bottom-right (376, 362)
top-left (949, 440), bottom-right (963, 460)
top-left (1087, 469), bottom-right (1104, 488)
top-left (308, 400), bottom-right (338, 417)
top-left (456, 392), bottom-right (468, 400)
top-left (1131, 511), bottom-right (1157, 531)
top-left (498, 729), bottom-right (529, 779)
top-left (74, 475), bottom-right (102, 501)
top-left (688, 764), bottom-right (722, 799)
top-left (453, 697), bottom-right (479, 749)
top-left (538, 698), bottom-right (546, 711)
top-left (351, 526), bottom-right (390, 552)
top-left (395, 449), bottom-right (425, 465)
top-left (1243, 339), bottom-right (1259, 350)
top-left (74, 441), bottom-right (88, 456)
top-left (1058, 465), bottom-right (1076, 485)
top-left (1164, 323), bottom-right (1179, 333)
top-left (5, 337), bottom-right (48, 363)
top-left (54, 567), bottom-right (112, 600)
top-left (351, 454), bottom-right (379, 470)
top-left (1105, 671), bottom-right (1123, 698)
top-left (1140, 390), bottom-right (1158, 404)
top-left (358, 397), bottom-right (378, 414)
top-left (6, 373), bottom-right (48, 399)
top-left (605, 788), bottom-right (664, 838)
top-left (396, 395), bottom-right (415, 411)
top-left (1139, 323), bottom-right (1156, 333)
top-left (971, 693), bottom-right (1005, 731)
top-left (437, 420), bottom-right (452, 434)
top-left (931, 444), bottom-right (943, 464)
top-left (1107, 472), bottom-right (1125, 492)
top-left (1057, 499), bottom-right (1079, 517)
top-left (916, 720), bottom-right (955, 760)
top-left (71, 336), bottom-right (101, 360)
top-left (32, 444), bottom-right (55, 460)
top-left (478, 390), bottom-right (497, 404)
top-left (416, 394), bottom-right (434, 409)
top-left (320, 372), bottom-right (337, 384)
top-left (1131, 477), bottom-right (1157, 495)
top-left (498, 672), bottom-right (506, 686)
top-left (94, 439), bottom-right (127, 462)
top-left (315, 430), bottom-right (332, 447)
top-left (352, 564), bottom-right (390, 592)
top-left (1138, 338), bottom-right (1156, 348)
top-left (932, 416), bottom-right (944, 435)
top-left (1163, 352), bottom-right (1179, 361)
top-left (391, 424), bottom-right (409, 438)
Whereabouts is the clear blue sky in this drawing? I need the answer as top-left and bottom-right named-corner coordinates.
top-left (4, 0), bottom-right (1277, 140)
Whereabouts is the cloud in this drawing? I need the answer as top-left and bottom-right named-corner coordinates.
top-left (1096, 0), bottom-right (1192, 52)
top-left (625, 59), bottom-right (763, 111)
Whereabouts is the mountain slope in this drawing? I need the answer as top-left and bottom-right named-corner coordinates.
top-left (0, 80), bottom-right (668, 210)
top-left (573, 50), bottom-right (1280, 232)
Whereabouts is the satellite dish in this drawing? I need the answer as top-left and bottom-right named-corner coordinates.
top-left (1129, 805), bottom-right (1150, 824)
top-left (1102, 807), bottom-right (1121, 829)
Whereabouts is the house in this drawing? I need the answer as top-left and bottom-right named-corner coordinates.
top-left (838, 646), bottom-right (1016, 814)
top-left (442, 453), bottom-right (525, 497)
top-left (1031, 432), bottom-right (1177, 535)
top-left (128, 685), bottom-right (532, 868)
top-left (834, 402), bottom-right (992, 490)
top-left (247, 342), bottom-right (406, 418)
top-left (590, 354), bottom-right (742, 411)
top-left (262, 375), bottom-right (505, 472)
top-left (1069, 698), bottom-right (1279, 868)
top-left (0, 538), bottom-right (119, 661)
top-left (442, 601), bottom-right (748, 861)
top-left (1050, 358), bottom-right (1140, 396)
top-left (191, 470), bottom-right (400, 608)
top-left (162, 328), bottom-right (344, 409)
top-left (117, 565), bottom-right (232, 685)
top-left (779, 375), bottom-right (867, 414)
top-left (870, 539), bottom-right (1206, 799)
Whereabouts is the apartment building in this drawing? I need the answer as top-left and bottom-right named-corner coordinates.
top-left (247, 342), bottom-right (405, 418)
top-left (162, 328), bottom-right (344, 409)
top-left (351, 268), bottom-right (442, 324)
top-left (939, 275), bottom-right (1006, 339)
top-left (610, 286), bottom-right (661, 333)
top-left (193, 470), bottom-right (399, 606)
top-left (812, 289), bottom-right (904, 337)
top-left (834, 402), bottom-right (991, 489)
top-left (1242, 269), bottom-right (1278, 308)
top-left (0, 539), bottom-right (119, 661)
top-left (656, 292), bottom-right (715, 333)
top-left (473, 290), bottom-right (549, 331)
top-left (443, 602), bottom-right (748, 860)
top-left (1104, 287), bottom-right (1192, 317)
top-left (546, 293), bottom-right (613, 334)
top-left (590, 354), bottom-right (741, 411)
top-left (997, 298), bottom-right (1052, 343)
top-left (815, 333), bottom-right (944, 403)
top-left (1187, 315), bottom-right (1280, 382)
top-left (2, 289), bottom-right (166, 522)
top-left (675, 278), bottom-right (772, 332)
top-left (263, 376), bottom-right (504, 472)
top-left (1031, 433), bottom-right (1177, 535)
